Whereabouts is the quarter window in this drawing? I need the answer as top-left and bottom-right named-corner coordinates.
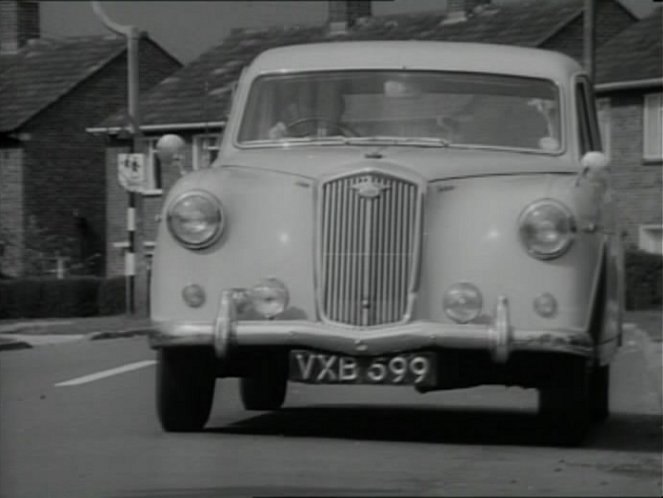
top-left (644, 93), bottom-right (663, 162)
top-left (576, 78), bottom-right (602, 155)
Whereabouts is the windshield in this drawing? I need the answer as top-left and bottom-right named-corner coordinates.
top-left (237, 70), bottom-right (561, 152)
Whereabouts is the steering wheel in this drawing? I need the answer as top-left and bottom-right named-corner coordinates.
top-left (285, 117), bottom-right (358, 138)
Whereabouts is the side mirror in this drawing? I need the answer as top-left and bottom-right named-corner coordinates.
top-left (156, 134), bottom-right (188, 176)
top-left (581, 151), bottom-right (609, 174)
top-left (577, 151), bottom-right (609, 185)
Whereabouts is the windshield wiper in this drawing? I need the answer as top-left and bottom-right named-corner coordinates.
top-left (345, 136), bottom-right (450, 147)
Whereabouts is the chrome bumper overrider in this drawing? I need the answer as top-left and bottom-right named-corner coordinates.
top-left (149, 291), bottom-right (593, 363)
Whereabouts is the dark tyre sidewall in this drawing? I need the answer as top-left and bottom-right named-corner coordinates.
top-left (538, 358), bottom-right (591, 446)
top-left (589, 364), bottom-right (610, 422)
top-left (240, 357), bottom-right (288, 411)
top-left (157, 348), bottom-right (216, 432)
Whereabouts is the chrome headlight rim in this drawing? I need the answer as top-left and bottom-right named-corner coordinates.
top-left (518, 199), bottom-right (576, 260)
top-left (166, 190), bottom-right (225, 250)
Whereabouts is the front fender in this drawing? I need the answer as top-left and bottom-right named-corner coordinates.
top-left (150, 166), bottom-right (318, 323)
top-left (416, 174), bottom-right (604, 332)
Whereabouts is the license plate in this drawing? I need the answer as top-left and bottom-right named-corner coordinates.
top-left (289, 350), bottom-right (436, 386)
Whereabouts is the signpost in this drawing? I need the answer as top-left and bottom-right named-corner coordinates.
top-left (117, 153), bottom-right (145, 192)
top-left (92, 1), bottom-right (147, 316)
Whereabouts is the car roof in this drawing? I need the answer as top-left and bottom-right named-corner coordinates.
top-left (247, 41), bottom-right (584, 82)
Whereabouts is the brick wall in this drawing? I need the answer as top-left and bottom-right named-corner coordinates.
top-left (542, 0), bottom-right (635, 62)
top-left (603, 89), bottom-right (663, 248)
top-left (0, 147), bottom-right (24, 276)
top-left (19, 38), bottom-right (180, 276)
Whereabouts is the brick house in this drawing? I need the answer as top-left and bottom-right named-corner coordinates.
top-left (595, 7), bottom-right (663, 253)
top-left (0, 0), bottom-right (181, 277)
top-left (91, 0), bottom-right (642, 277)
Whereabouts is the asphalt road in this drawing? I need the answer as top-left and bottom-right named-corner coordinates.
top-left (1, 331), bottom-right (661, 497)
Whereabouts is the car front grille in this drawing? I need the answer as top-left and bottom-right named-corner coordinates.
top-left (318, 172), bottom-right (421, 326)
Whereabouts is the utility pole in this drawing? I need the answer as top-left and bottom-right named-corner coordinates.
top-left (91, 1), bottom-right (148, 316)
top-left (584, 0), bottom-right (596, 81)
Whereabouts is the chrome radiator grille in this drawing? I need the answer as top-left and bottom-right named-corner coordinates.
top-left (318, 173), bottom-right (420, 326)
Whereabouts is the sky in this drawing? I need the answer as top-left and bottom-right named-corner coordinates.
top-left (40, 1), bottom-right (658, 64)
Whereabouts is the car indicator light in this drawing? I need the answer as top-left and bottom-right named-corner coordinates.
top-left (182, 284), bottom-right (206, 308)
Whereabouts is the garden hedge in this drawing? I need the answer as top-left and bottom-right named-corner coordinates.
top-left (624, 250), bottom-right (662, 310)
top-left (0, 276), bottom-right (126, 319)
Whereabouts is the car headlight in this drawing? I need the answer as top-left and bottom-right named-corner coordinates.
top-left (518, 199), bottom-right (575, 260)
top-left (167, 190), bottom-right (224, 249)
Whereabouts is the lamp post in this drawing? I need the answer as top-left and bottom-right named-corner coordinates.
top-left (91, 1), bottom-right (147, 316)
top-left (584, 0), bottom-right (596, 81)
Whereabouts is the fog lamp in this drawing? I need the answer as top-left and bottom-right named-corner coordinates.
top-left (534, 293), bottom-right (558, 318)
top-left (250, 278), bottom-right (289, 318)
top-left (443, 283), bottom-right (483, 323)
top-left (182, 284), bottom-right (206, 308)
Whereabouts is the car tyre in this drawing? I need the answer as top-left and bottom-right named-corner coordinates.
top-left (589, 364), bottom-right (610, 423)
top-left (156, 348), bottom-right (216, 432)
top-left (240, 357), bottom-right (288, 410)
top-left (538, 358), bottom-right (591, 446)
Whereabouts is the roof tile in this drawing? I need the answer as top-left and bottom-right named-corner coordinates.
top-left (0, 36), bottom-right (127, 132)
top-left (595, 7), bottom-right (663, 84)
top-left (97, 0), bottom-right (642, 129)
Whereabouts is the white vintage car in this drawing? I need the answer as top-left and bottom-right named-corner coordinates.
top-left (151, 41), bottom-right (624, 445)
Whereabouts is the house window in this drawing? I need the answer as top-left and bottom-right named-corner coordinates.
top-left (644, 93), bottom-right (663, 162)
top-left (597, 98), bottom-right (610, 158)
top-left (142, 138), bottom-right (163, 195)
top-left (193, 134), bottom-right (221, 170)
top-left (638, 225), bottom-right (663, 255)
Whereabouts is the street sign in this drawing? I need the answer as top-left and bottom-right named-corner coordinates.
top-left (118, 153), bottom-right (146, 192)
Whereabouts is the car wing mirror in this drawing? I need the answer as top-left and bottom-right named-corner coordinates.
top-left (156, 134), bottom-right (189, 176)
top-left (576, 151), bottom-right (609, 186)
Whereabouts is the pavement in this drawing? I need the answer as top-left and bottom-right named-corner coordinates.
top-left (0, 315), bottom-right (152, 351)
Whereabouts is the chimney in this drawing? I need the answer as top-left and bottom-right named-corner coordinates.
top-left (328, 1), bottom-right (371, 34)
top-left (0, 0), bottom-right (40, 55)
top-left (442, 0), bottom-right (490, 25)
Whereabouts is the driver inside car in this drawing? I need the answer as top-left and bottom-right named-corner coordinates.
top-left (268, 88), bottom-right (346, 139)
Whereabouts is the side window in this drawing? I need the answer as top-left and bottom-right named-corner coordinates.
top-left (575, 78), bottom-right (602, 155)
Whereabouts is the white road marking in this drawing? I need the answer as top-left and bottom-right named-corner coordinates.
top-left (55, 360), bottom-right (156, 387)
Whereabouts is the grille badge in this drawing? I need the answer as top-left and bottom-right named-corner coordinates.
top-left (351, 176), bottom-right (391, 199)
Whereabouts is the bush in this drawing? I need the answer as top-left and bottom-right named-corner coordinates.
top-left (625, 250), bottom-right (662, 310)
top-left (98, 276), bottom-right (127, 316)
top-left (0, 277), bottom-right (101, 319)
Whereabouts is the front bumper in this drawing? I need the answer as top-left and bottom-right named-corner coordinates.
top-left (149, 291), bottom-right (593, 363)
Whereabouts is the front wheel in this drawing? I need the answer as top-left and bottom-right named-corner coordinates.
top-left (156, 348), bottom-right (216, 432)
top-left (538, 358), bottom-right (591, 446)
